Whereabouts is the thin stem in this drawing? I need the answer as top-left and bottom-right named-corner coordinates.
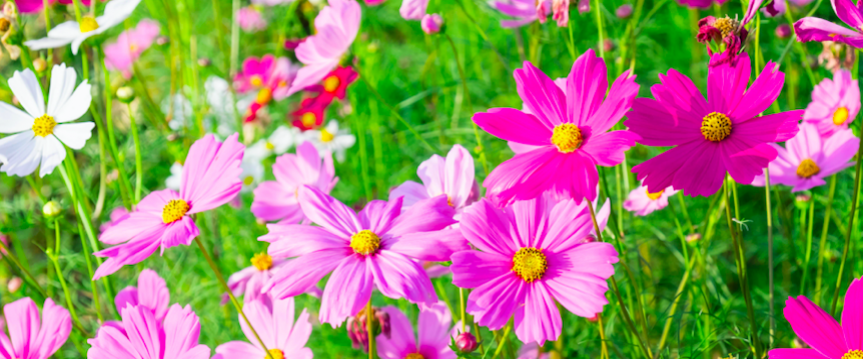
top-left (676, 192), bottom-right (695, 233)
top-left (444, 33), bottom-right (489, 176)
top-left (48, 219), bottom-right (89, 337)
top-left (127, 102), bottom-right (143, 203)
top-left (597, 313), bottom-right (609, 359)
top-left (815, 175), bottom-right (838, 305)
top-left (765, 168), bottom-right (775, 348)
top-left (723, 177), bottom-right (761, 357)
top-left (367, 300), bottom-right (376, 359)
top-left (459, 288), bottom-right (466, 333)
top-left (490, 324), bottom-right (511, 359)
top-left (832, 112), bottom-right (863, 315)
top-left (0, 238), bottom-right (47, 299)
top-left (801, 197), bottom-right (815, 294)
top-left (194, 237), bottom-right (275, 359)
top-left (656, 256), bottom-right (695, 353)
top-left (593, 0), bottom-right (605, 59)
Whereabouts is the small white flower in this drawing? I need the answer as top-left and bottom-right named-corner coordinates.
top-left (0, 64), bottom-right (94, 177)
top-left (240, 140), bottom-right (269, 192)
top-left (204, 76), bottom-right (253, 138)
top-left (267, 125), bottom-right (300, 155)
top-left (24, 0), bottom-right (142, 55)
top-left (302, 120), bottom-right (355, 162)
top-left (165, 161), bottom-right (182, 191)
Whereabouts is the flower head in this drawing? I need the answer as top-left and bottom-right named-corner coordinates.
top-left (623, 182), bottom-right (678, 216)
top-left (114, 268), bottom-right (171, 322)
top-left (88, 303), bottom-right (210, 359)
top-left (300, 120), bottom-right (357, 162)
top-left (391, 144), bottom-right (478, 213)
top-left (493, 0), bottom-right (551, 28)
top-left (104, 19), bottom-right (160, 79)
top-left (794, 0), bottom-right (863, 48)
top-left (0, 297), bottom-right (71, 359)
top-left (0, 64), bottom-right (94, 177)
top-left (237, 6), bottom-right (268, 32)
top-left (93, 134), bottom-right (245, 279)
top-left (224, 253), bottom-right (324, 305)
top-left (305, 66), bottom-right (358, 101)
top-left (804, 69), bottom-right (860, 137)
top-left (260, 186), bottom-right (465, 326)
top-left (235, 55), bottom-right (278, 94)
top-left (451, 194), bottom-right (618, 344)
top-left (213, 296), bottom-right (313, 359)
top-left (291, 96), bottom-right (329, 130)
top-left (25, 0), bottom-right (142, 54)
top-left (376, 302), bottom-right (457, 359)
top-left (400, 0), bottom-right (430, 20)
top-left (472, 49), bottom-right (639, 205)
top-left (421, 14), bottom-right (444, 34)
top-left (627, 53), bottom-right (801, 197)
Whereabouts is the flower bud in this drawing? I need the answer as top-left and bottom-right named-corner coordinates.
top-left (117, 86), bottom-right (135, 103)
top-left (346, 306), bottom-right (391, 352)
top-left (155, 36), bottom-right (169, 46)
top-left (686, 233), bottom-right (701, 243)
top-left (615, 4), bottom-right (633, 19)
top-left (577, 0), bottom-right (590, 13)
top-left (197, 57), bottom-right (211, 67)
top-left (32, 58), bottom-right (47, 73)
top-left (42, 201), bottom-right (61, 217)
top-left (455, 332), bottom-right (478, 353)
top-left (775, 24), bottom-right (791, 39)
top-left (421, 14), bottom-right (444, 34)
top-left (7, 277), bottom-right (21, 293)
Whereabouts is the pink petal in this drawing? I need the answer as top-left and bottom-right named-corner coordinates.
top-left (732, 62), bottom-right (787, 122)
top-left (467, 272), bottom-right (525, 330)
top-left (136, 269), bottom-right (171, 322)
top-left (587, 70), bottom-right (639, 133)
top-left (387, 195), bottom-right (456, 237)
top-left (626, 98), bottom-right (702, 147)
top-left (459, 199), bottom-right (518, 256)
top-left (86, 325), bottom-right (138, 359)
top-left (359, 198), bottom-right (402, 234)
top-left (122, 305), bottom-right (162, 359)
top-left (451, 250), bottom-right (513, 289)
top-left (368, 251), bottom-right (438, 306)
top-left (261, 223), bottom-right (348, 258)
top-left (733, 111), bottom-right (802, 143)
top-left (240, 300), bottom-right (276, 349)
top-left (515, 61), bottom-right (568, 127)
top-left (388, 228), bottom-right (469, 262)
top-left (444, 144), bottom-right (476, 208)
top-left (417, 302), bottom-right (453, 352)
top-left (298, 185), bottom-right (361, 237)
top-left (93, 235), bottom-right (163, 280)
top-left (832, 0), bottom-right (863, 30)
top-left (472, 108), bottom-right (554, 146)
top-left (265, 248), bottom-right (348, 299)
top-left (251, 181), bottom-right (302, 222)
top-left (399, 0), bottom-right (429, 19)
top-left (783, 295), bottom-right (847, 358)
top-left (722, 140), bottom-right (777, 186)
top-left (514, 283), bottom-right (561, 345)
top-left (706, 52), bottom-right (751, 114)
top-left (768, 348), bottom-right (830, 359)
top-left (181, 133), bottom-right (245, 214)
top-left (541, 198), bottom-right (594, 253)
top-left (565, 49), bottom-right (608, 126)
top-left (214, 341), bottom-right (262, 358)
top-left (544, 243), bottom-right (617, 317)
top-left (163, 304), bottom-right (207, 358)
top-left (390, 181), bottom-right (430, 208)
top-left (5, 298), bottom-right (40, 359)
top-left (377, 306), bottom-right (417, 358)
top-left (843, 277), bottom-right (863, 349)
top-left (794, 17), bottom-right (863, 47)
top-left (580, 130), bottom-right (638, 167)
top-left (320, 254), bottom-right (374, 326)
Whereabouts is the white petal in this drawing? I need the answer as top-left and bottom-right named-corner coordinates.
top-left (8, 69), bottom-right (45, 118)
top-left (53, 82), bottom-right (92, 122)
top-left (23, 36), bottom-right (75, 51)
top-left (98, 0), bottom-right (142, 29)
top-left (70, 34), bottom-right (94, 55)
top-left (39, 135), bottom-right (66, 177)
top-left (47, 64), bottom-right (77, 117)
top-left (53, 122), bottom-right (94, 150)
top-left (0, 102), bottom-right (34, 133)
top-left (0, 132), bottom-right (42, 177)
top-left (46, 21), bottom-right (83, 39)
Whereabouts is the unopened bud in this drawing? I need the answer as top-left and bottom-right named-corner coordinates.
top-left (577, 0), bottom-right (590, 13)
top-left (33, 58), bottom-right (47, 72)
top-left (116, 86), bottom-right (135, 103)
top-left (775, 24), bottom-right (792, 39)
top-left (155, 36), bottom-right (169, 46)
top-left (421, 14), bottom-right (443, 34)
top-left (686, 233), bottom-right (701, 243)
top-left (197, 57), bottom-right (211, 67)
top-left (7, 277), bottom-right (21, 293)
top-left (455, 332), bottom-right (478, 353)
top-left (615, 4), bottom-right (633, 19)
top-left (42, 201), bottom-right (61, 217)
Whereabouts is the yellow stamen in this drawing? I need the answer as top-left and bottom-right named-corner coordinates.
top-left (713, 16), bottom-right (739, 38)
top-left (301, 112), bottom-right (317, 127)
top-left (833, 106), bottom-right (849, 125)
top-left (447, 196), bottom-right (453, 207)
top-left (161, 199), bottom-right (190, 224)
top-left (265, 141), bottom-right (275, 150)
top-left (79, 16), bottom-right (99, 33)
top-left (251, 253), bottom-right (273, 271)
top-left (512, 247), bottom-right (548, 283)
top-left (350, 230), bottom-right (381, 255)
top-left (797, 158), bottom-right (820, 178)
top-left (250, 75), bottom-right (263, 87)
top-left (256, 88), bottom-right (273, 105)
top-left (646, 189), bottom-right (664, 201)
top-left (264, 349), bottom-right (285, 359)
top-left (321, 128), bottom-right (335, 142)
top-left (129, 43), bottom-right (139, 53)
top-left (842, 350), bottom-right (863, 359)
top-left (323, 75), bottom-right (341, 93)
top-left (550, 123), bottom-right (583, 153)
top-left (243, 175), bottom-right (255, 186)
top-left (405, 354), bottom-right (425, 359)
top-left (278, 80), bottom-right (287, 88)
top-left (700, 112), bottom-right (732, 142)
top-left (31, 114), bottom-right (56, 137)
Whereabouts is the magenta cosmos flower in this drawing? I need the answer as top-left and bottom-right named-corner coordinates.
top-left (627, 53), bottom-right (801, 197)
top-left (93, 134), bottom-right (244, 279)
top-left (752, 123), bottom-right (858, 192)
top-left (769, 277), bottom-right (863, 359)
top-left (492, 0), bottom-right (551, 28)
top-left (213, 296), bottom-right (312, 359)
top-left (390, 144), bottom-right (478, 212)
top-left (104, 19), bottom-right (160, 79)
top-left (473, 49), bottom-right (639, 205)
top-left (260, 186), bottom-right (466, 326)
top-left (376, 302), bottom-right (456, 359)
top-left (87, 304), bottom-right (210, 359)
top-left (252, 141), bottom-right (338, 224)
top-left (804, 69), bottom-right (860, 137)
top-left (676, 0), bottom-right (727, 8)
top-left (794, 0), bottom-right (863, 47)
top-left (287, 0), bottom-right (360, 96)
top-left (623, 182), bottom-right (678, 216)
top-left (114, 268), bottom-right (171, 322)
top-left (450, 193), bottom-right (619, 344)
top-left (0, 297), bottom-right (70, 359)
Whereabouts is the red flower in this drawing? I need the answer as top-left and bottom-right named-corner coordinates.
top-left (290, 96), bottom-right (330, 130)
top-left (307, 66), bottom-right (359, 101)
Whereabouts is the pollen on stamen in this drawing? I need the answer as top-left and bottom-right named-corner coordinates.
top-left (323, 75), bottom-right (340, 92)
top-left (842, 350), bottom-right (863, 359)
top-left (32, 114), bottom-right (57, 137)
top-left (833, 106), bottom-right (849, 125)
top-left (79, 16), bottom-right (99, 33)
top-left (405, 354), bottom-right (425, 359)
top-left (512, 247), bottom-right (548, 283)
top-left (302, 113), bottom-right (317, 128)
top-left (162, 199), bottom-right (190, 224)
top-left (264, 349), bottom-right (285, 359)
top-left (251, 253), bottom-right (273, 271)
top-left (646, 189), bottom-right (664, 200)
top-left (321, 128), bottom-right (335, 142)
top-left (350, 230), bottom-right (381, 255)
top-left (713, 16), bottom-right (740, 38)
top-left (797, 158), bottom-right (820, 178)
top-left (700, 112), bottom-right (732, 142)
top-left (250, 75), bottom-right (263, 87)
top-left (550, 123), bottom-right (583, 153)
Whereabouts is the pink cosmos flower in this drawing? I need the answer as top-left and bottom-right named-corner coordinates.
top-left (287, 0), bottom-right (361, 96)
top-left (551, 0), bottom-right (570, 26)
top-left (376, 302), bottom-right (456, 359)
top-left (93, 134), bottom-right (244, 279)
top-left (391, 144), bottom-right (478, 212)
top-left (0, 297), bottom-right (71, 359)
top-left (472, 49), bottom-right (639, 205)
top-left (675, 0), bottom-right (727, 8)
top-left (224, 254), bottom-right (325, 305)
top-left (252, 141), bottom-right (338, 224)
top-left (804, 69), bottom-right (860, 137)
top-left (269, 57), bottom-right (301, 102)
top-left (518, 342), bottom-right (551, 359)
top-left (492, 0), bottom-right (551, 28)
top-left (114, 268), bottom-right (171, 322)
top-left (696, 0), bottom-right (763, 67)
top-left (751, 123), bottom-right (858, 192)
top-left (87, 303), bottom-right (210, 359)
top-left (450, 193), bottom-right (619, 345)
top-left (400, 0), bottom-right (429, 20)
top-left (623, 182), bottom-right (678, 216)
top-left (305, 66), bottom-right (359, 101)
top-left (237, 6), bottom-right (268, 32)
top-left (260, 186), bottom-right (466, 326)
top-left (627, 53), bottom-right (802, 197)
top-left (104, 19), bottom-right (160, 79)
top-left (99, 206), bottom-right (130, 235)
top-left (794, 0), bottom-right (863, 48)
top-left (235, 55), bottom-right (277, 94)
top-left (421, 14), bottom-right (444, 34)
top-left (213, 296), bottom-right (313, 359)
top-left (762, 0), bottom-right (785, 17)
top-left (768, 277), bottom-right (863, 359)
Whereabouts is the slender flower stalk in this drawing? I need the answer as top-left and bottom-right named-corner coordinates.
top-left (127, 102), bottom-right (143, 203)
top-left (47, 218), bottom-right (88, 337)
top-left (723, 177), bottom-right (761, 357)
top-left (656, 255), bottom-right (695, 353)
top-left (490, 324), bottom-right (511, 359)
top-left (597, 313), bottom-right (608, 359)
top-left (832, 110), bottom-right (863, 315)
top-left (801, 196), bottom-right (815, 293)
top-left (765, 169), bottom-right (775, 347)
top-left (367, 300), bottom-right (375, 359)
top-left (593, 0), bottom-right (605, 59)
top-left (814, 175), bottom-right (838, 305)
top-left (0, 235), bottom-right (47, 299)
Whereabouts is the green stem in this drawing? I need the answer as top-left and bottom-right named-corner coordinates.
top-left (127, 102), bottom-right (143, 203)
top-left (815, 175), bottom-right (838, 305)
top-left (459, 288), bottom-right (466, 333)
top-left (98, 51), bottom-right (135, 206)
top-left (597, 314), bottom-right (609, 359)
top-left (48, 219), bottom-right (89, 337)
top-left (676, 192), bottom-right (695, 233)
top-left (0, 238), bottom-right (47, 299)
top-left (801, 197), bottom-right (815, 294)
top-left (593, 0), bottom-right (606, 60)
top-left (832, 112), bottom-right (863, 315)
top-left (444, 34), bottom-right (489, 177)
top-left (723, 177), bottom-right (761, 357)
top-left (367, 300), bottom-right (376, 359)
top-left (490, 324), bottom-right (511, 359)
top-left (656, 256), bottom-right (695, 353)
top-left (765, 169), bottom-right (775, 348)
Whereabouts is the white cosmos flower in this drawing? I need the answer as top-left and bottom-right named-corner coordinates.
top-left (24, 0), bottom-right (143, 55)
top-left (267, 125), bottom-right (301, 155)
top-left (301, 120), bottom-right (355, 162)
top-left (0, 64), bottom-right (94, 177)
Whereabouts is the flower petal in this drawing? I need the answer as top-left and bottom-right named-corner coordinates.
top-left (52, 122), bottom-right (95, 149)
top-left (514, 283), bottom-right (561, 345)
top-left (467, 272), bottom-right (525, 330)
top-left (8, 69), bottom-right (45, 119)
top-left (783, 295), bottom-right (846, 358)
top-left (0, 102), bottom-right (34, 133)
top-left (388, 195), bottom-right (456, 237)
top-left (472, 108), bottom-right (553, 146)
top-left (5, 297), bottom-right (40, 359)
top-left (706, 52), bottom-right (750, 114)
top-left (565, 49), bottom-right (608, 126)
top-left (260, 223), bottom-right (348, 258)
top-left (264, 248), bottom-right (348, 300)
top-left (451, 250), bottom-right (513, 289)
top-left (181, 133), bottom-right (245, 213)
top-left (368, 251), bottom-right (438, 306)
top-left (515, 61), bottom-right (568, 127)
top-left (39, 135), bottom-right (66, 178)
top-left (319, 254), bottom-right (373, 326)
top-left (732, 61), bottom-right (786, 122)
top-left (389, 228), bottom-right (469, 262)
top-left (843, 277), bottom-right (863, 349)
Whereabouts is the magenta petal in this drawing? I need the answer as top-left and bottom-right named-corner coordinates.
top-left (388, 228), bottom-right (468, 262)
top-left (33, 298), bottom-right (71, 359)
top-left (182, 133), bottom-right (245, 213)
top-left (417, 302), bottom-right (453, 353)
top-left (514, 283), bottom-right (561, 345)
top-left (733, 111), bottom-right (803, 143)
top-left (768, 348), bottom-right (830, 359)
top-left (459, 199), bottom-right (518, 256)
top-left (541, 199), bottom-right (594, 253)
top-left (121, 305), bottom-right (162, 358)
top-left (722, 140), bottom-right (777, 186)
top-left (832, 0), bottom-right (863, 30)
top-left (261, 223), bottom-right (348, 258)
top-left (626, 98), bottom-right (701, 147)
top-left (159, 216), bottom-right (199, 252)
top-left (93, 235), bottom-right (163, 280)
top-left (733, 62), bottom-right (786, 122)
top-left (783, 296), bottom-right (847, 358)
top-left (565, 49), bottom-right (608, 126)
top-left (265, 248), bottom-right (348, 299)
top-left (298, 185), bottom-right (362, 237)
top-left (163, 304), bottom-right (209, 358)
top-left (544, 243), bottom-right (617, 317)
top-left (320, 254), bottom-right (373, 326)
top-left (472, 108), bottom-right (553, 146)
top-left (484, 148), bottom-right (576, 205)
top-left (843, 278), bottom-right (863, 349)
top-left (794, 17), bottom-right (863, 47)
top-left (580, 130), bottom-right (637, 167)
top-left (515, 61), bottom-right (568, 127)
top-left (587, 70), bottom-right (639, 133)
top-left (377, 306), bottom-right (416, 358)
top-left (467, 272), bottom-right (525, 330)
top-left (388, 195), bottom-right (456, 236)
top-left (359, 198), bottom-right (402, 234)
top-left (368, 251), bottom-right (438, 306)
top-left (451, 250), bottom-right (513, 289)
top-left (706, 53), bottom-right (750, 114)
top-left (136, 269), bottom-right (171, 322)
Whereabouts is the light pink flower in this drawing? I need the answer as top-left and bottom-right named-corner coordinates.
top-left (518, 342), bottom-right (551, 359)
top-left (93, 134), bottom-right (245, 279)
top-left (450, 193), bottom-right (618, 345)
top-left (252, 141), bottom-right (338, 224)
top-left (400, 0), bottom-right (429, 20)
top-left (0, 297), bottom-right (71, 359)
top-left (104, 19), bottom-right (160, 79)
top-left (676, 0), bottom-right (728, 9)
top-left (269, 57), bottom-right (300, 102)
top-left (87, 304), bottom-right (210, 359)
top-left (473, 49), bottom-right (639, 205)
top-left (421, 14), bottom-right (444, 34)
top-left (223, 253), bottom-right (323, 305)
top-left (235, 55), bottom-right (277, 93)
top-left (623, 182), bottom-right (678, 216)
top-left (113, 268), bottom-right (171, 322)
top-left (551, 0), bottom-right (570, 26)
top-left (493, 0), bottom-right (551, 28)
top-left (99, 206), bottom-right (130, 235)
top-left (804, 69), bottom-right (860, 137)
top-left (260, 186), bottom-right (465, 326)
top-left (252, 0), bottom-right (291, 4)
top-left (390, 144), bottom-right (478, 213)
top-left (752, 123), bottom-right (858, 192)
top-left (794, 0), bottom-right (863, 48)
top-left (213, 296), bottom-right (313, 359)
top-left (288, 0), bottom-right (361, 96)
top-left (237, 6), bottom-right (268, 32)
top-left (376, 302), bottom-right (456, 359)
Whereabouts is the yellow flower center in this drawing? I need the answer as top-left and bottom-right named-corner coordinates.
top-left (265, 141), bottom-right (275, 150)
top-left (250, 75), bottom-right (263, 87)
top-left (79, 16), bottom-right (99, 33)
top-left (512, 247), bottom-right (548, 283)
top-left (31, 114), bottom-right (56, 137)
top-left (321, 128), bottom-right (335, 142)
top-left (833, 106), bottom-right (850, 125)
top-left (405, 354), bottom-right (425, 359)
top-left (700, 112), bottom-right (732, 142)
top-left (646, 189), bottom-right (664, 201)
top-left (256, 88), bottom-right (272, 105)
top-left (0, 18), bottom-right (10, 33)
top-left (161, 199), bottom-right (190, 224)
top-left (243, 175), bottom-right (255, 186)
top-left (550, 123), bottom-right (583, 153)
top-left (251, 253), bottom-right (273, 271)
top-left (796, 158), bottom-right (821, 178)
top-left (129, 43), bottom-right (139, 53)
top-left (301, 113), bottom-right (317, 127)
top-left (713, 16), bottom-right (739, 38)
top-left (278, 80), bottom-right (287, 88)
top-left (843, 350), bottom-right (863, 359)
top-left (447, 196), bottom-right (453, 207)
top-left (350, 230), bottom-right (381, 255)
top-left (323, 75), bottom-right (341, 93)
top-left (264, 349), bottom-right (285, 359)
